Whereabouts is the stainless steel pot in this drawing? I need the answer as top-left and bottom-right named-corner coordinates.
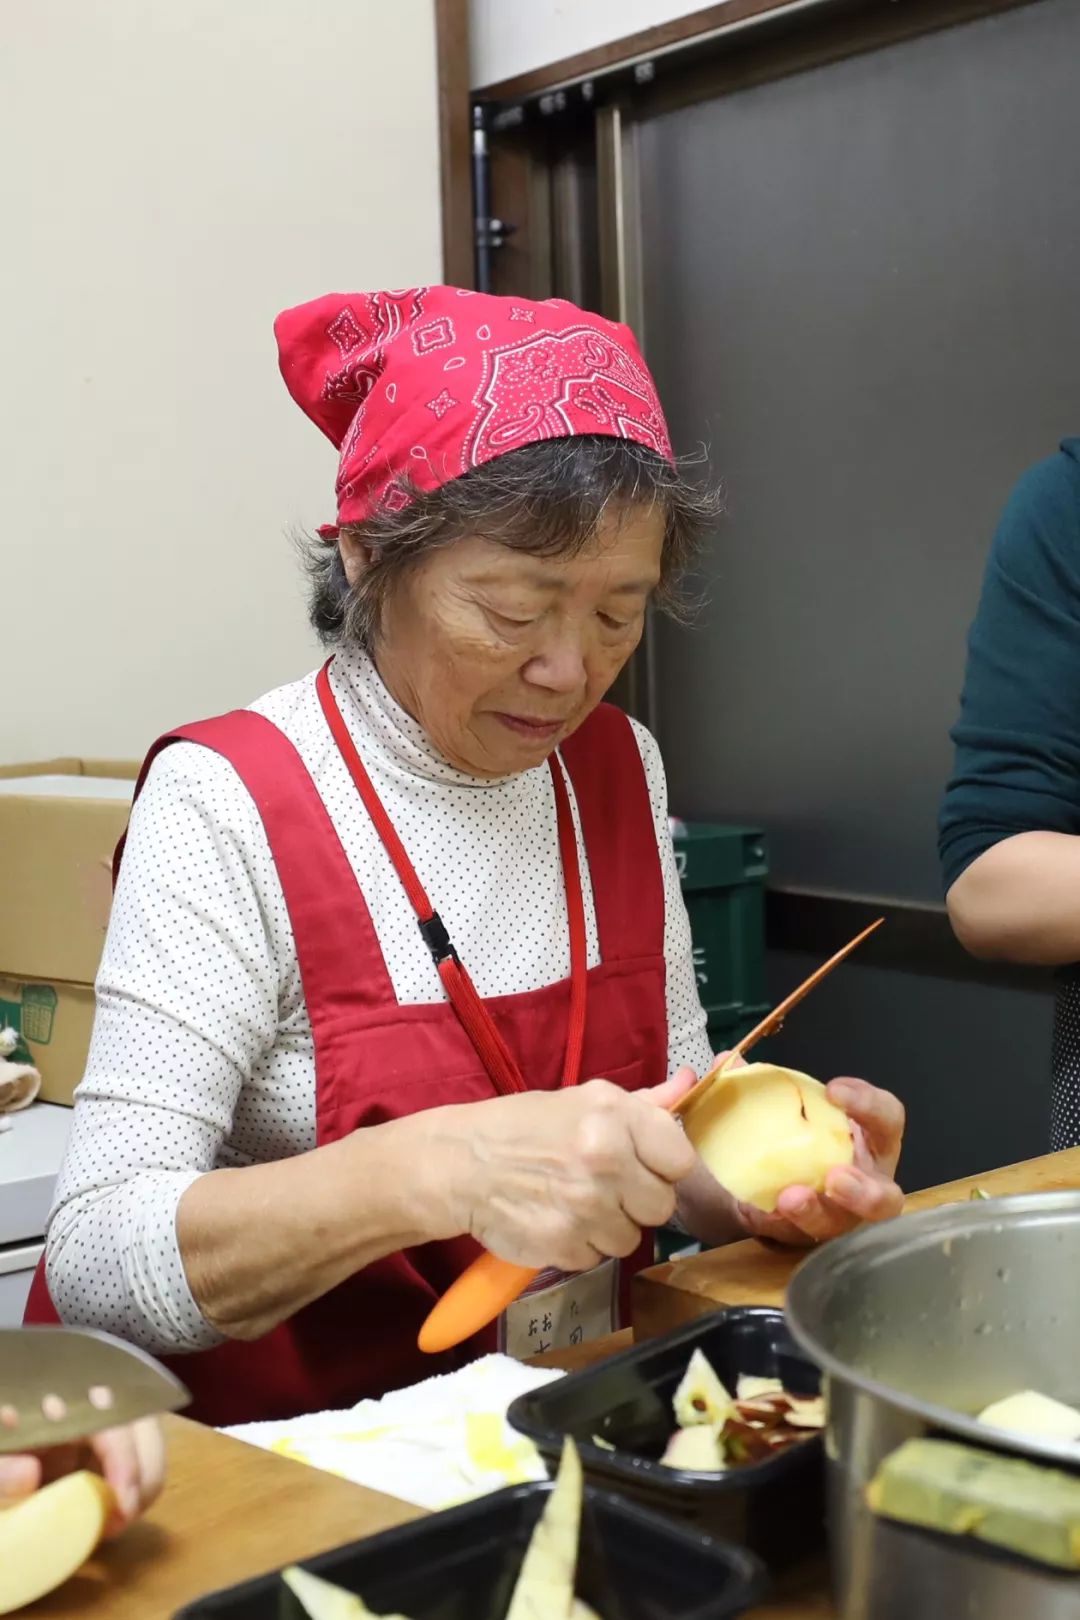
top-left (785, 1191), bottom-right (1080, 1620)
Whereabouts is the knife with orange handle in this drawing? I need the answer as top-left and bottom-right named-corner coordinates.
top-left (417, 915), bottom-right (885, 1354)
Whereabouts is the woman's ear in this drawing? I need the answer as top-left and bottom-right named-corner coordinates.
top-left (337, 529), bottom-right (371, 588)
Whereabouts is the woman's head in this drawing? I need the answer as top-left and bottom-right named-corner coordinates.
top-left (303, 435), bottom-right (716, 775)
top-left (277, 286), bottom-right (718, 774)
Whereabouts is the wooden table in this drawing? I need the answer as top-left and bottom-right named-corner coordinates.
top-left (36, 1148), bottom-right (1080, 1620)
top-left (34, 1417), bottom-right (419, 1618)
top-left (633, 1146), bottom-right (1080, 1340)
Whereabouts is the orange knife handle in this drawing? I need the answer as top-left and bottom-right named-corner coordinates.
top-left (418, 1254), bottom-right (539, 1354)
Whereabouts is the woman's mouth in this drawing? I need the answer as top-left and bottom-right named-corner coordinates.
top-left (493, 713), bottom-right (565, 740)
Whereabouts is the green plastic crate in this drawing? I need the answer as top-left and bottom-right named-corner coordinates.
top-left (672, 821), bottom-right (769, 1045)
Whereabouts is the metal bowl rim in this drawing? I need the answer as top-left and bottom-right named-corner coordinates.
top-left (784, 1190), bottom-right (1080, 1469)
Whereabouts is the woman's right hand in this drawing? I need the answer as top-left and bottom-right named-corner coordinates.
top-left (432, 1073), bottom-right (698, 1271)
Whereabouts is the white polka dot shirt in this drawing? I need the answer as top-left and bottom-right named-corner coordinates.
top-left (45, 648), bottom-right (712, 1354)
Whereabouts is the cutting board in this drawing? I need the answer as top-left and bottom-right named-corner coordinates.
top-left (632, 1147), bottom-right (1080, 1341)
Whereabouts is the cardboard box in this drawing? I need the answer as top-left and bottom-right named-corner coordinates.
top-left (0, 976), bottom-right (96, 1107)
top-left (0, 759), bottom-right (138, 1103)
top-left (0, 759), bottom-right (137, 986)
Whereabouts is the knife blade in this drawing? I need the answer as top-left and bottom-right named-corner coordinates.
top-left (0, 1327), bottom-right (189, 1453)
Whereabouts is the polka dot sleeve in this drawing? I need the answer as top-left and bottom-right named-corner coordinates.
top-left (45, 741), bottom-right (282, 1354)
top-left (629, 720), bottom-right (714, 1079)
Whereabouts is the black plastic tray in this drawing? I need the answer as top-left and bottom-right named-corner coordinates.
top-left (507, 1307), bottom-right (824, 1569)
top-left (173, 1478), bottom-right (768, 1620)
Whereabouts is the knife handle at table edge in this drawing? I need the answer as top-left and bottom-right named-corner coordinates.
top-left (418, 1255), bottom-right (539, 1353)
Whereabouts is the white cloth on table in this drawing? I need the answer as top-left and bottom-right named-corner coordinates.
top-left (223, 1354), bottom-right (564, 1511)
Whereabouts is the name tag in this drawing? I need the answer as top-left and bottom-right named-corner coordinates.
top-left (499, 1259), bottom-right (618, 1361)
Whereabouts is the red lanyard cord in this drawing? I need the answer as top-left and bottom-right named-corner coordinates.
top-left (316, 661), bottom-right (587, 1096)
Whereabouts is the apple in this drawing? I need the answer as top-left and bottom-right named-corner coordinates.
top-left (0, 1470), bottom-right (114, 1614)
top-left (684, 1062), bottom-right (854, 1213)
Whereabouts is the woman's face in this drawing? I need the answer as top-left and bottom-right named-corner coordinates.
top-left (343, 505), bottom-right (665, 777)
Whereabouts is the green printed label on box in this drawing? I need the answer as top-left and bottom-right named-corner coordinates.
top-left (20, 983), bottom-right (58, 1045)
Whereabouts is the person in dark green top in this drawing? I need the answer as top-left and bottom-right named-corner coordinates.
top-left (940, 438), bottom-right (1080, 1149)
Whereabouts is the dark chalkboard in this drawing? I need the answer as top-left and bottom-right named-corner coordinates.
top-left (638, 0), bottom-right (1080, 902)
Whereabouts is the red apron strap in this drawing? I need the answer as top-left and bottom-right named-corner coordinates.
top-left (551, 756), bottom-right (587, 1090)
top-left (316, 661), bottom-right (588, 1095)
top-left (436, 765), bottom-right (585, 1091)
top-left (559, 705), bottom-right (665, 964)
top-left (116, 712), bottom-right (398, 1022)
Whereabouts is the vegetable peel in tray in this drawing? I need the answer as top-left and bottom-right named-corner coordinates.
top-left (660, 1350), bottom-right (824, 1472)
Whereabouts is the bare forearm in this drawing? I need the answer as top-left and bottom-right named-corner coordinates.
top-left (177, 1111), bottom-right (467, 1340)
top-left (947, 832), bottom-right (1080, 966)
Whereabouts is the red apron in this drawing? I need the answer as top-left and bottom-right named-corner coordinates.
top-left (26, 683), bottom-right (668, 1426)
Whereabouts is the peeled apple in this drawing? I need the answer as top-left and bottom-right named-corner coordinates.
top-left (0, 1469), bottom-right (114, 1614)
top-left (684, 1063), bottom-right (854, 1213)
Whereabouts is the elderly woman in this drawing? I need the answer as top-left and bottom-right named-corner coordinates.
top-left (28, 288), bottom-right (904, 1424)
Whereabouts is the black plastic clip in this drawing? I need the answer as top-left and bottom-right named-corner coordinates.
top-left (418, 911), bottom-right (458, 966)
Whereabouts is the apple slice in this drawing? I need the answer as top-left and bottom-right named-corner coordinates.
top-left (661, 1425), bottom-right (726, 1471)
top-left (506, 1437), bottom-right (583, 1620)
top-left (0, 1469), bottom-right (114, 1615)
top-left (282, 1565), bottom-right (405, 1619)
top-left (977, 1391), bottom-right (1080, 1442)
top-left (684, 1063), bottom-right (854, 1212)
top-left (736, 1375), bottom-right (784, 1402)
top-left (673, 1348), bottom-right (733, 1429)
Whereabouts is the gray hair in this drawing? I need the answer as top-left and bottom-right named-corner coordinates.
top-left (299, 435), bottom-right (720, 649)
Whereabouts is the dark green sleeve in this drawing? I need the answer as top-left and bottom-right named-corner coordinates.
top-left (939, 440), bottom-right (1080, 893)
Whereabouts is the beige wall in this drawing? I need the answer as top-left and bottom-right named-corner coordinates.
top-left (470, 0), bottom-right (711, 88)
top-left (0, 1), bottom-right (442, 762)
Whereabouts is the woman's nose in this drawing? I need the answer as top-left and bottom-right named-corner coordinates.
top-left (522, 631), bottom-right (589, 695)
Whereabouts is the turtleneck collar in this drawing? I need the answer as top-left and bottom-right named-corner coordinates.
top-left (330, 644), bottom-right (520, 789)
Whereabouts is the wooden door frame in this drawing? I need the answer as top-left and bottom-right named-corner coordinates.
top-left (435, 0), bottom-right (475, 287)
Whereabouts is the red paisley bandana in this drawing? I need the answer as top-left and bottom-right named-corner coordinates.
top-left (273, 286), bottom-right (673, 533)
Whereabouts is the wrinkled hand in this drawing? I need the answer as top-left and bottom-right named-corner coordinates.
top-left (736, 1075), bottom-right (905, 1246)
top-left (0, 1415), bottom-right (166, 1538)
top-left (676, 1056), bottom-right (905, 1249)
top-left (442, 1073), bottom-right (698, 1272)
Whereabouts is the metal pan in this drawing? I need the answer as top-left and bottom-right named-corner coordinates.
top-left (785, 1191), bottom-right (1080, 1620)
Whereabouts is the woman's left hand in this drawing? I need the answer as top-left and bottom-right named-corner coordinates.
top-left (675, 1064), bottom-right (905, 1249)
top-left (736, 1075), bottom-right (905, 1247)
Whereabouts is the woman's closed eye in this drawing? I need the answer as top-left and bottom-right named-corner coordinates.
top-left (597, 610), bottom-right (637, 632)
top-left (490, 609), bottom-right (539, 631)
